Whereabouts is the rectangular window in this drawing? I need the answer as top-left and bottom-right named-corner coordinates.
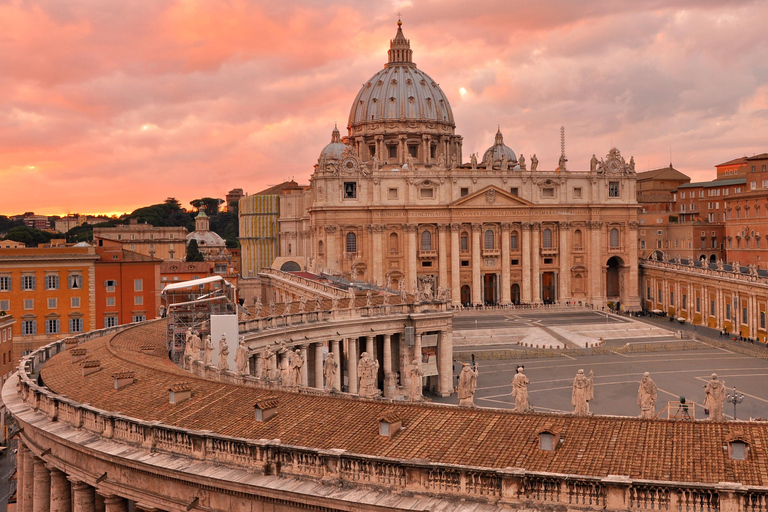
top-left (743, 307), bottom-right (748, 324)
top-left (408, 145), bottom-right (418, 158)
top-left (388, 188), bottom-right (398, 199)
top-left (761, 311), bottom-right (766, 330)
top-left (388, 145), bottom-right (397, 158)
top-left (21, 320), bottom-right (36, 336)
top-left (105, 280), bottom-right (116, 292)
top-left (69, 318), bottom-right (83, 333)
top-left (419, 188), bottom-right (434, 199)
top-left (132, 315), bottom-right (146, 323)
top-left (461, 260), bottom-right (470, 267)
top-left (682, 294), bottom-right (687, 310)
top-left (106, 297), bottom-right (116, 307)
top-left (24, 299), bottom-right (33, 310)
top-left (670, 291), bottom-right (674, 305)
top-left (46, 319), bottom-right (60, 334)
top-left (460, 187), bottom-right (469, 197)
top-left (510, 259), bottom-right (519, 265)
top-left (696, 297), bottom-right (700, 312)
top-left (105, 316), bottom-right (118, 328)
top-left (751, 181), bottom-right (757, 190)
top-left (0, 276), bottom-right (10, 291)
top-left (510, 234), bottom-right (518, 249)
top-left (726, 303), bottom-right (731, 320)
top-left (343, 182), bottom-right (357, 199)
top-left (542, 188), bottom-right (554, 198)
top-left (510, 187), bottom-right (518, 196)
top-left (68, 274), bottom-right (82, 289)
top-left (134, 279), bottom-right (143, 292)
top-left (45, 274), bottom-right (59, 290)
top-left (647, 286), bottom-right (651, 300)
top-left (47, 298), bottom-right (57, 309)
top-left (0, 300), bottom-right (9, 312)
top-left (21, 275), bottom-right (36, 291)
top-left (134, 296), bottom-right (143, 305)
top-left (658, 289), bottom-right (662, 302)
top-left (710, 300), bottom-right (715, 316)
top-left (573, 187), bottom-right (582, 199)
top-left (681, 191), bottom-right (686, 199)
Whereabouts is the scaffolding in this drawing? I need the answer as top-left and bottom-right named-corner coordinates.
top-left (161, 276), bottom-right (237, 364)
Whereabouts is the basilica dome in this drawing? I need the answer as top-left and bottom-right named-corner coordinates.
top-left (318, 125), bottom-right (347, 161)
top-left (482, 129), bottom-right (517, 167)
top-left (348, 21), bottom-right (455, 130)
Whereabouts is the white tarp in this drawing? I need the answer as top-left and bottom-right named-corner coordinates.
top-left (162, 276), bottom-right (229, 292)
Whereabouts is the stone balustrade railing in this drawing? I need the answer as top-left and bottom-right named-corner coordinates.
top-left (15, 327), bottom-right (768, 510)
top-left (640, 259), bottom-right (768, 285)
top-left (258, 267), bottom-right (347, 297)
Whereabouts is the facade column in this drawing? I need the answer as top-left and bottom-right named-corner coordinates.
top-left (348, 338), bottom-right (358, 394)
top-left (383, 334), bottom-right (393, 397)
top-left (501, 223), bottom-right (511, 304)
top-left (471, 223), bottom-right (482, 305)
top-left (33, 457), bottom-right (51, 512)
top-left (438, 224), bottom-right (448, 292)
top-left (71, 481), bottom-right (95, 512)
top-left (324, 225), bottom-right (338, 274)
top-left (49, 467), bottom-right (71, 512)
top-left (559, 222), bottom-right (570, 303)
top-left (438, 330), bottom-right (453, 397)
top-left (589, 222), bottom-right (603, 305)
top-left (405, 224), bottom-right (418, 293)
top-left (413, 332), bottom-right (423, 399)
top-left (102, 495), bottom-right (127, 512)
top-left (300, 344), bottom-right (309, 387)
top-left (314, 343), bottom-right (324, 389)
top-left (531, 223), bottom-right (541, 303)
top-left (21, 442), bottom-right (34, 512)
top-left (366, 335), bottom-right (375, 360)
top-left (450, 224), bottom-right (461, 305)
top-left (371, 224), bottom-right (384, 286)
top-left (331, 339), bottom-right (341, 391)
top-left (628, 221), bottom-right (640, 308)
top-left (521, 223), bottom-right (532, 303)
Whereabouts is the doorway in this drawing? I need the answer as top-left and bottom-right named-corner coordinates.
top-left (542, 272), bottom-right (556, 304)
top-left (483, 274), bottom-right (498, 305)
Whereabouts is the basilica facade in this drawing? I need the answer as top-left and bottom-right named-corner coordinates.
top-left (276, 21), bottom-right (641, 310)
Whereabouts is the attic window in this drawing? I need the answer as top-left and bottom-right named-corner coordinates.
top-left (255, 397), bottom-right (279, 422)
top-left (540, 432), bottom-right (555, 451)
top-left (379, 411), bottom-right (402, 437)
top-left (729, 441), bottom-right (748, 460)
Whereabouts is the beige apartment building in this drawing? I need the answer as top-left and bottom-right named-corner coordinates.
top-left (93, 219), bottom-right (187, 260)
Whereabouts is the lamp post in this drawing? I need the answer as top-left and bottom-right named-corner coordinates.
top-left (726, 386), bottom-right (744, 420)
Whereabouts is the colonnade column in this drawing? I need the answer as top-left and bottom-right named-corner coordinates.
top-left (501, 223), bottom-right (511, 304)
top-left (471, 223), bottom-right (482, 306)
top-left (314, 343), bottom-right (324, 389)
top-left (383, 334), bottom-right (393, 397)
top-left (324, 225), bottom-right (338, 273)
top-left (450, 224), bottom-right (461, 305)
top-left (33, 457), bottom-right (51, 512)
top-left (438, 330), bottom-right (453, 397)
top-left (589, 222), bottom-right (603, 305)
top-left (102, 495), bottom-right (128, 512)
top-left (347, 338), bottom-right (358, 394)
top-left (71, 481), bottom-right (95, 512)
top-left (366, 336), bottom-right (375, 360)
top-left (521, 223), bottom-right (532, 302)
top-left (531, 223), bottom-right (541, 303)
top-left (300, 345), bottom-right (309, 387)
top-left (405, 224), bottom-right (418, 293)
top-left (438, 224), bottom-right (448, 292)
top-left (559, 222), bottom-right (569, 303)
top-left (413, 333), bottom-right (423, 399)
top-left (21, 443), bottom-right (34, 512)
top-left (371, 224), bottom-right (384, 286)
top-left (628, 221), bottom-right (640, 308)
top-left (331, 340), bottom-right (341, 392)
top-left (49, 467), bottom-right (71, 512)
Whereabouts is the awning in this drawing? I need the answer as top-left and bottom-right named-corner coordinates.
top-left (161, 276), bottom-right (231, 292)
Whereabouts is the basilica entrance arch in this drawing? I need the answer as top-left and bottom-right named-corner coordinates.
top-left (460, 285), bottom-right (471, 307)
top-left (541, 272), bottom-right (556, 304)
top-left (606, 256), bottom-right (623, 299)
top-left (511, 283), bottom-right (520, 305)
top-left (483, 274), bottom-right (498, 305)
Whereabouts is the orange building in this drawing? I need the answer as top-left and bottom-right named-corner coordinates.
top-left (0, 313), bottom-right (15, 385)
top-left (160, 261), bottom-right (215, 285)
top-left (0, 246), bottom-right (98, 362)
top-left (95, 241), bottom-right (162, 326)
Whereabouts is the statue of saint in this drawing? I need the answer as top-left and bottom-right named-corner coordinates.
top-left (437, 153), bottom-right (445, 168)
top-left (470, 152), bottom-right (478, 169)
top-left (235, 337), bottom-right (248, 374)
top-left (357, 352), bottom-right (380, 398)
top-left (512, 366), bottom-right (530, 412)
top-left (263, 346), bottom-right (278, 380)
top-left (500, 152), bottom-right (507, 171)
top-left (331, 295), bottom-right (339, 310)
top-left (450, 153), bottom-right (458, 169)
top-left (408, 359), bottom-right (424, 402)
top-left (518, 154), bottom-right (526, 171)
top-left (288, 349), bottom-right (303, 387)
top-left (298, 295), bottom-right (307, 313)
top-left (558, 154), bottom-right (568, 172)
top-left (366, 290), bottom-right (373, 307)
top-left (457, 363), bottom-right (478, 406)
top-left (203, 335), bottom-right (214, 366)
top-left (572, 369), bottom-right (594, 416)
top-left (314, 295), bottom-right (323, 311)
top-left (530, 154), bottom-right (538, 171)
top-left (185, 330), bottom-right (200, 366)
top-left (218, 335), bottom-right (229, 371)
top-left (637, 372), bottom-right (657, 419)
top-left (372, 154), bottom-right (380, 172)
top-left (590, 154), bottom-right (599, 172)
top-left (629, 156), bottom-right (635, 171)
top-left (703, 373), bottom-right (726, 421)
top-left (323, 352), bottom-right (338, 392)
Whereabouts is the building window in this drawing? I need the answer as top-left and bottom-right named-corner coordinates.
top-left (646, 286), bottom-right (651, 300)
top-left (24, 299), bottom-right (34, 310)
top-left (106, 297), bottom-right (116, 307)
top-left (761, 311), bottom-right (766, 330)
top-left (743, 307), bottom-right (748, 324)
top-left (45, 275), bottom-right (59, 290)
top-left (484, 230), bottom-right (495, 250)
top-left (389, 233), bottom-right (399, 253)
top-left (21, 275), bottom-right (36, 291)
top-left (726, 303), bottom-right (731, 320)
top-left (0, 276), bottom-right (10, 291)
top-left (132, 315), bottom-right (146, 323)
top-left (69, 318), bottom-right (83, 333)
top-left (682, 294), bottom-right (687, 310)
top-left (134, 296), bottom-right (143, 305)
top-left (21, 320), bottom-right (37, 336)
top-left (46, 319), bottom-right (60, 334)
top-left (670, 291), bottom-right (674, 305)
top-left (640, 240), bottom-right (646, 249)
top-left (421, 231), bottom-right (432, 251)
top-left (71, 297), bottom-right (80, 308)
top-left (658, 289), bottom-right (662, 302)
top-left (542, 229), bottom-right (553, 249)
top-left (696, 297), bottom-right (701, 313)
top-left (105, 316), bottom-right (118, 328)
top-left (510, 187), bottom-right (518, 196)
top-left (609, 182), bottom-right (620, 197)
top-left (730, 441), bottom-right (747, 460)
top-left (573, 187), bottom-right (582, 199)
top-left (346, 232), bottom-right (357, 253)
top-left (460, 187), bottom-right (469, 197)
top-left (408, 144), bottom-right (418, 158)
top-left (710, 300), bottom-right (715, 316)
top-left (460, 232), bottom-right (469, 251)
top-left (388, 188), bottom-right (398, 199)
top-left (0, 299), bottom-right (9, 312)
top-left (542, 188), bottom-right (554, 198)
top-left (134, 279), bottom-right (143, 292)
top-left (388, 145), bottom-right (397, 159)
top-left (419, 188), bottom-right (434, 199)
top-left (510, 233), bottom-right (519, 250)
top-left (68, 274), bottom-right (82, 290)
top-left (343, 182), bottom-right (357, 199)
top-left (47, 298), bottom-right (57, 309)
top-left (610, 228), bottom-right (619, 248)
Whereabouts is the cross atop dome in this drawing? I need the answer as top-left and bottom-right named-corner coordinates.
top-left (387, 19), bottom-right (413, 67)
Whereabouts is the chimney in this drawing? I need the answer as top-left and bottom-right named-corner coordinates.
top-left (81, 360), bottom-right (101, 376)
top-left (378, 411), bottom-right (403, 438)
top-left (169, 383), bottom-right (192, 404)
top-left (112, 371), bottom-right (136, 390)
top-left (254, 397), bottom-right (279, 422)
top-left (71, 348), bottom-right (88, 363)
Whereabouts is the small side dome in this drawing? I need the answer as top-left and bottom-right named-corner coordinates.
top-left (319, 125), bottom-right (348, 162)
top-left (482, 129), bottom-right (517, 167)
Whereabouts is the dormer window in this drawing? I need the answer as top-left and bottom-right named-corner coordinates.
top-left (540, 432), bottom-right (555, 451)
top-left (730, 441), bottom-right (747, 460)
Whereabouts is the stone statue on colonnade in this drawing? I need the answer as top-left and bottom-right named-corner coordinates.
top-left (262, 346), bottom-right (278, 381)
top-left (288, 349), bottom-right (303, 388)
top-left (218, 335), bottom-right (230, 372)
top-left (512, 366), bottom-right (530, 412)
top-left (572, 369), bottom-right (594, 416)
top-left (203, 335), bottom-right (214, 366)
top-left (408, 359), bottom-right (424, 402)
top-left (637, 372), bottom-right (657, 419)
top-left (457, 363), bottom-right (478, 407)
top-left (358, 352), bottom-right (380, 398)
top-left (185, 330), bottom-right (200, 367)
top-left (323, 352), bottom-right (338, 392)
top-left (235, 337), bottom-right (248, 374)
top-left (530, 154), bottom-right (538, 171)
top-left (703, 373), bottom-right (727, 421)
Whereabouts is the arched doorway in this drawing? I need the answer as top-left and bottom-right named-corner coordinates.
top-left (511, 283), bottom-right (520, 305)
top-left (710, 254), bottom-right (717, 264)
top-left (650, 250), bottom-right (663, 261)
top-left (606, 256), bottom-right (623, 299)
top-left (460, 285), bottom-right (471, 307)
top-left (483, 274), bottom-right (497, 305)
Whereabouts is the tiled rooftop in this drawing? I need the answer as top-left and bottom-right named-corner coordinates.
top-left (40, 320), bottom-right (768, 486)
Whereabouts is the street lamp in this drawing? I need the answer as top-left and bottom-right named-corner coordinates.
top-left (726, 386), bottom-right (744, 420)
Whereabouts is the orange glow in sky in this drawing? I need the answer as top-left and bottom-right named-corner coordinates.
top-left (2, 1), bottom-right (767, 217)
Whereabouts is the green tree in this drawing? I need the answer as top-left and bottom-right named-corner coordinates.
top-left (190, 198), bottom-right (223, 216)
top-left (186, 239), bottom-right (205, 262)
top-left (4, 226), bottom-right (54, 247)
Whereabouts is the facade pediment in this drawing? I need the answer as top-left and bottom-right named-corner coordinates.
top-left (450, 186), bottom-right (534, 208)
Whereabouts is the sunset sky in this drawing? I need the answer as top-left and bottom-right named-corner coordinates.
top-left (2, 0), bottom-right (767, 217)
